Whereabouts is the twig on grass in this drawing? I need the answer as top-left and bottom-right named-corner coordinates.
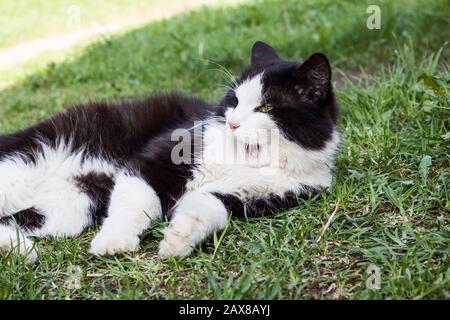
top-left (316, 200), bottom-right (340, 243)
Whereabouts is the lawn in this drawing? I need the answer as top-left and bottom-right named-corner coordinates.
top-left (0, 0), bottom-right (449, 299)
top-left (0, 0), bottom-right (168, 48)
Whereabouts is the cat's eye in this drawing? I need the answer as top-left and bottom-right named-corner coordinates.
top-left (258, 104), bottom-right (274, 113)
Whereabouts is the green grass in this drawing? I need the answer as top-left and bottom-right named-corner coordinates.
top-left (0, 0), bottom-right (168, 48)
top-left (0, 0), bottom-right (449, 299)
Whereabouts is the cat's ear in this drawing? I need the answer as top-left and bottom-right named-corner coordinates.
top-left (251, 41), bottom-right (280, 65)
top-left (295, 53), bottom-right (331, 103)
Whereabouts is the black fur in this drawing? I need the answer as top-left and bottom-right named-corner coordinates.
top-left (74, 172), bottom-right (115, 223)
top-left (1, 93), bottom-right (211, 162)
top-left (0, 208), bottom-right (45, 231)
top-left (212, 187), bottom-right (320, 218)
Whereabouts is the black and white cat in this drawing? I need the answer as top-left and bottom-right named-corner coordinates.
top-left (0, 41), bottom-right (340, 263)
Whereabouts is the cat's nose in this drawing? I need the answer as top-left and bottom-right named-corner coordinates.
top-left (228, 121), bottom-right (240, 130)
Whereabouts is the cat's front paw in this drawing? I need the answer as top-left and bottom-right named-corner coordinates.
top-left (158, 225), bottom-right (194, 258)
top-left (89, 231), bottom-right (140, 256)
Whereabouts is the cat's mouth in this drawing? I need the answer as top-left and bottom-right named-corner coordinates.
top-left (244, 143), bottom-right (260, 157)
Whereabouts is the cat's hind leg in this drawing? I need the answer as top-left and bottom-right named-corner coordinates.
top-left (0, 144), bottom-right (113, 264)
top-left (28, 175), bottom-right (94, 238)
top-left (89, 172), bottom-right (162, 256)
top-left (0, 148), bottom-right (91, 263)
top-left (0, 174), bottom-right (95, 263)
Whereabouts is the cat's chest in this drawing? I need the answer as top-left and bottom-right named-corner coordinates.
top-left (185, 121), bottom-right (301, 195)
top-left (183, 120), bottom-right (336, 195)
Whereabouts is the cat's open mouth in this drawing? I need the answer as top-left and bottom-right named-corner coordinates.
top-left (244, 143), bottom-right (260, 157)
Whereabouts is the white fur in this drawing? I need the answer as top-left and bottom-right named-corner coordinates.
top-left (0, 140), bottom-right (164, 260)
top-left (0, 140), bottom-right (122, 262)
top-left (0, 224), bottom-right (37, 264)
top-left (89, 172), bottom-right (162, 255)
top-left (232, 73), bottom-right (264, 117)
top-left (225, 73), bottom-right (278, 149)
top-left (190, 122), bottom-right (340, 195)
top-left (0, 141), bottom-right (118, 238)
top-left (159, 191), bottom-right (227, 257)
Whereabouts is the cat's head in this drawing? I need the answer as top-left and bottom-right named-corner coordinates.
top-left (219, 41), bottom-right (338, 151)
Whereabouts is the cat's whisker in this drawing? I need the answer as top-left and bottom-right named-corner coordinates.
top-left (204, 59), bottom-right (239, 88)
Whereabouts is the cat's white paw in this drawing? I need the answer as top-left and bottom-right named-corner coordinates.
top-left (158, 226), bottom-right (194, 258)
top-left (89, 231), bottom-right (140, 256)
